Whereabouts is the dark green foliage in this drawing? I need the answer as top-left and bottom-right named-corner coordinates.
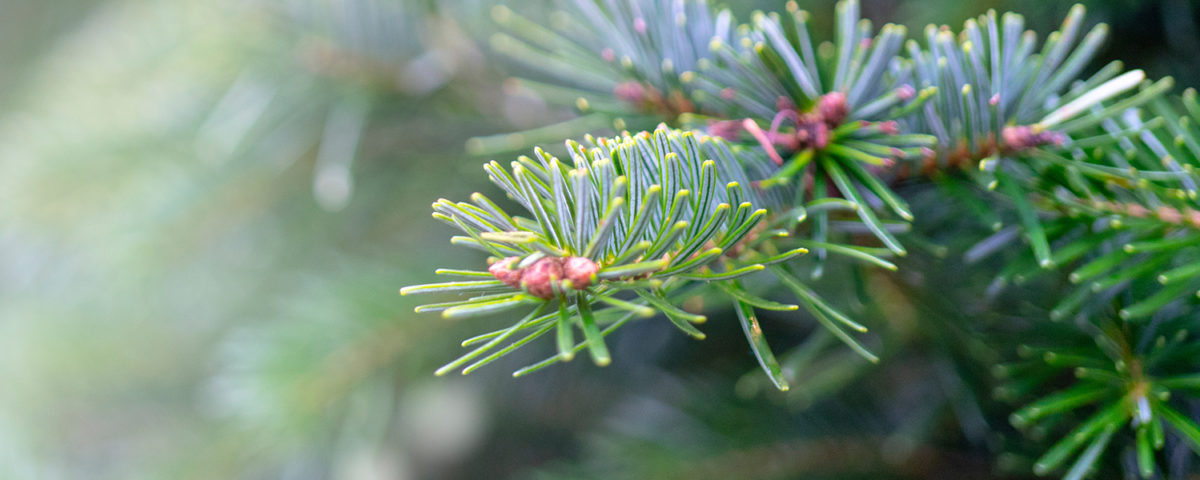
top-left (998, 313), bottom-right (1200, 477)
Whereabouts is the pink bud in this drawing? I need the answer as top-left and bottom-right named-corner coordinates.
top-left (721, 87), bottom-right (736, 100)
top-left (521, 257), bottom-right (564, 299)
top-left (489, 256), bottom-right (523, 288)
top-left (614, 81), bottom-right (647, 103)
top-left (895, 85), bottom-right (915, 101)
top-left (1002, 125), bottom-right (1065, 152)
top-left (563, 257), bottom-right (599, 290)
top-left (1001, 126), bottom-right (1031, 150)
top-left (601, 48), bottom-right (616, 62)
top-left (817, 91), bottom-right (848, 126)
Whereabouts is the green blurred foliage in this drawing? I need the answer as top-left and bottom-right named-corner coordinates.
top-left (1, 0), bottom-right (1198, 479)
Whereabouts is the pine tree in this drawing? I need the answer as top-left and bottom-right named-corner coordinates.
top-left (405, 1), bottom-right (1200, 477)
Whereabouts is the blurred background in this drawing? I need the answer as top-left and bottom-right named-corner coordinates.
top-left (1, 0), bottom-right (1198, 479)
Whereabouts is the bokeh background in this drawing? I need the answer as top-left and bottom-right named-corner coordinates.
top-left (2, 0), bottom-right (1198, 479)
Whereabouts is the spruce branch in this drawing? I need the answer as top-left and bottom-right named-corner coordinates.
top-left (893, 5), bottom-right (1176, 275)
top-left (904, 6), bottom-right (1148, 167)
top-left (998, 312), bottom-right (1200, 478)
top-left (966, 90), bottom-right (1200, 322)
top-left (404, 3), bottom-right (1200, 472)
top-left (472, 0), bottom-right (734, 153)
top-left (404, 126), bottom-right (867, 384)
top-left (675, 0), bottom-right (940, 268)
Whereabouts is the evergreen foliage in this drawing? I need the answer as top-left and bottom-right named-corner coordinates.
top-left (408, 0), bottom-right (1200, 477)
top-left (6, 0), bottom-right (1200, 478)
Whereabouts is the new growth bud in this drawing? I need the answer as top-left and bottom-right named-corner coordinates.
top-left (521, 258), bottom-right (564, 298)
top-left (489, 255), bottom-right (600, 299)
top-left (817, 91), bottom-right (848, 126)
top-left (614, 82), bottom-right (648, 104)
top-left (1001, 125), bottom-right (1066, 152)
top-left (488, 256), bottom-right (523, 288)
top-left (563, 256), bottom-right (600, 288)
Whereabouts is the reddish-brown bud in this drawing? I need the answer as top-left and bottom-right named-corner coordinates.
top-left (489, 255), bottom-right (602, 299)
top-left (563, 257), bottom-right (599, 290)
top-left (520, 257), bottom-right (564, 299)
top-left (489, 256), bottom-right (523, 288)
